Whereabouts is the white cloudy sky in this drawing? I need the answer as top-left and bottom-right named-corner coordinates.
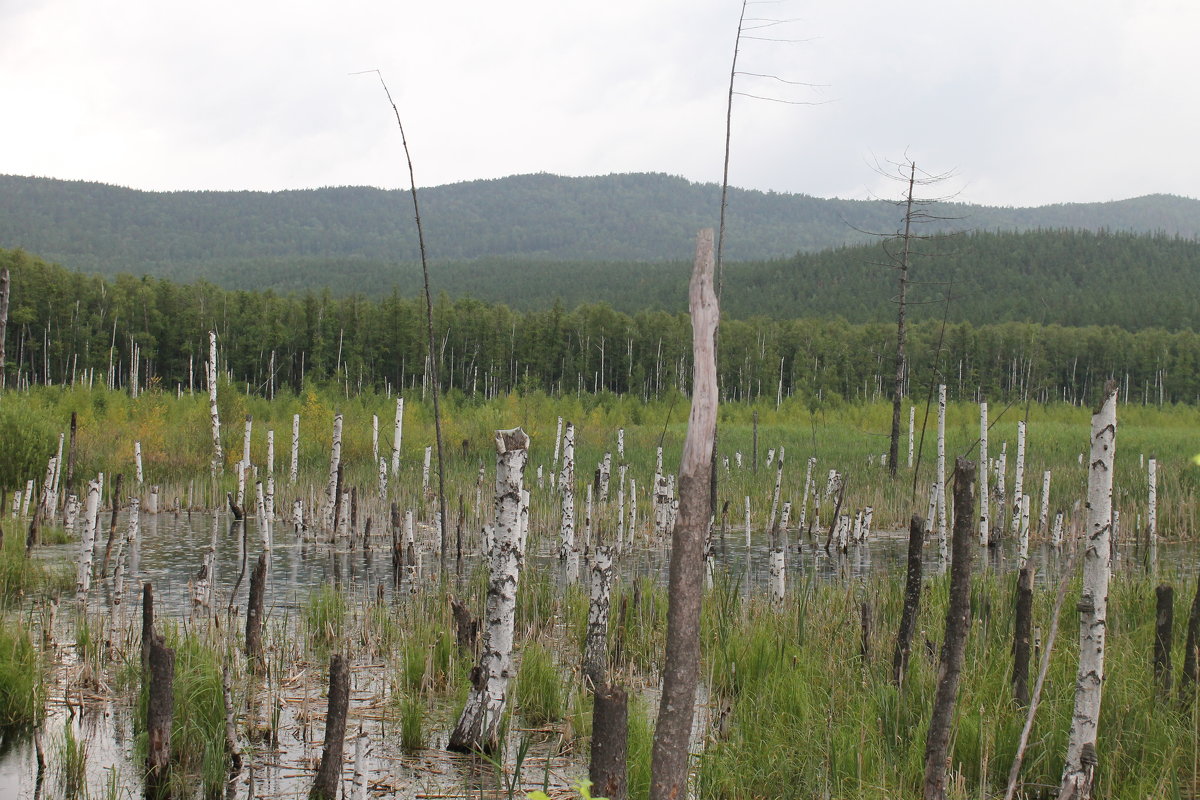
top-left (2, 0), bottom-right (1197, 206)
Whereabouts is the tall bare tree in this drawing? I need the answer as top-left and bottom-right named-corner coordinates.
top-left (650, 230), bottom-right (718, 799)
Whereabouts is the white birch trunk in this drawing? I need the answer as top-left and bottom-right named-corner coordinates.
top-left (372, 414), bottom-right (379, 466)
top-left (208, 332), bottom-right (222, 476)
top-left (242, 415), bottom-right (252, 475)
top-left (1040, 469), bottom-right (1052, 535)
top-left (378, 457), bottom-right (388, 501)
top-left (147, 486), bottom-right (159, 515)
top-left (290, 414), bottom-right (300, 484)
top-left (584, 483), bottom-right (594, 551)
top-left (1052, 511), bottom-right (1064, 547)
top-left (325, 414), bottom-right (343, 532)
top-left (449, 427), bottom-right (528, 753)
top-left (767, 446), bottom-right (784, 535)
top-left (559, 422), bottom-right (576, 559)
top-left (51, 433), bottom-right (64, 514)
top-left (654, 473), bottom-right (672, 538)
top-left (617, 427), bottom-right (624, 459)
top-left (391, 397), bottom-right (404, 476)
top-left (799, 456), bottom-right (815, 536)
top-left (908, 404), bottom-right (915, 469)
top-left (21, 481), bottom-right (32, 517)
top-left (1147, 457), bottom-right (1157, 544)
top-left (64, 494), bottom-right (79, 534)
top-left (75, 478), bottom-right (101, 603)
top-left (422, 446), bottom-right (432, 493)
top-left (584, 541), bottom-right (614, 687)
top-left (599, 452), bottom-right (611, 502)
top-left (979, 402), bottom-right (989, 546)
top-left (769, 545), bottom-right (785, 605)
top-left (1010, 420), bottom-right (1026, 539)
top-left (519, 488), bottom-right (530, 566)
top-left (552, 416), bottom-right (563, 483)
top-left (628, 478), bottom-right (637, 540)
top-left (1017, 494), bottom-right (1031, 566)
top-left (266, 430), bottom-right (274, 476)
top-left (134, 441), bottom-right (144, 485)
top-left (1060, 385), bottom-right (1117, 799)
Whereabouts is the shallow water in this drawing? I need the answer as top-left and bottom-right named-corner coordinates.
top-left (3, 508), bottom-right (1195, 799)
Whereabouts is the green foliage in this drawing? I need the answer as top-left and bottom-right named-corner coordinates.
top-left (0, 619), bottom-right (43, 726)
top-left (303, 584), bottom-right (347, 649)
top-left (0, 399), bottom-right (57, 488)
top-left (514, 640), bottom-right (564, 726)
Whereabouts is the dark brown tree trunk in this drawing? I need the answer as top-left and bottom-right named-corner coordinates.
top-left (449, 595), bottom-right (478, 658)
top-left (310, 653), bottom-right (350, 800)
top-left (1013, 566), bottom-right (1034, 705)
top-left (650, 229), bottom-right (718, 800)
top-left (245, 551), bottom-right (267, 672)
top-left (1154, 584), bottom-right (1174, 697)
top-left (893, 514), bottom-right (925, 684)
top-left (590, 683), bottom-right (629, 800)
top-left (145, 633), bottom-right (175, 800)
top-left (923, 457), bottom-right (975, 800)
top-left (888, 162), bottom-right (917, 478)
top-left (0, 267), bottom-right (9, 390)
top-left (141, 582), bottom-right (155, 671)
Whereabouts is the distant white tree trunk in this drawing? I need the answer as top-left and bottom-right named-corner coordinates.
top-left (1060, 384), bottom-right (1118, 800)
top-left (1147, 457), bottom-right (1157, 544)
top-left (1039, 470), bottom-right (1052, 534)
top-left (208, 331), bottom-right (223, 476)
top-left (1010, 420), bottom-right (1026, 539)
top-left (599, 452), bottom-right (612, 502)
top-left (560, 422), bottom-right (576, 559)
top-left (908, 405), bottom-right (916, 469)
top-left (325, 414), bottom-right (343, 532)
top-left (391, 397), bottom-right (404, 477)
top-left (372, 414), bottom-right (379, 466)
top-left (979, 402), bottom-right (989, 546)
top-left (449, 427), bottom-right (528, 754)
top-left (290, 414), bottom-right (300, 484)
top-left (76, 478), bottom-right (101, 603)
top-left (134, 441), bottom-right (144, 485)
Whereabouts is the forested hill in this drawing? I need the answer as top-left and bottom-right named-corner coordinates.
top-left (3, 172), bottom-right (1200, 275)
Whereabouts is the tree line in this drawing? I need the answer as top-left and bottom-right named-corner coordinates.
top-left (4, 248), bottom-right (1197, 406)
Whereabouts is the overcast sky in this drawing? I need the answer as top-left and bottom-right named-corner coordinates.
top-left (3, 0), bottom-right (1197, 207)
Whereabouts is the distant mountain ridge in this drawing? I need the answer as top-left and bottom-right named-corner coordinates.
top-left (2, 172), bottom-right (1199, 278)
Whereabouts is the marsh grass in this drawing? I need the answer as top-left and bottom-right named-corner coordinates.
top-left (697, 568), bottom-right (1200, 799)
top-left (0, 525), bottom-right (71, 605)
top-left (55, 722), bottom-right (88, 800)
top-left (0, 618), bottom-right (43, 726)
top-left (303, 583), bottom-right (347, 649)
top-left (515, 640), bottom-right (564, 726)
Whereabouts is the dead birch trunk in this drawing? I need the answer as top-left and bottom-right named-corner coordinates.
top-left (1040, 470), bottom-right (1052, 535)
top-left (1147, 457), bottom-right (1158, 545)
top-left (584, 536), bottom-right (614, 689)
top-left (75, 478), bottom-right (101, 603)
top-left (208, 330), bottom-right (223, 477)
top-left (651, 229), bottom-right (718, 800)
top-left (391, 397), bottom-right (404, 476)
top-left (559, 422), bottom-right (576, 560)
top-left (325, 414), bottom-right (343, 533)
top-left (449, 427), bottom-right (528, 753)
top-left (1154, 584), bottom-right (1174, 697)
top-left (1010, 420), bottom-right (1026, 539)
top-left (1060, 383), bottom-right (1118, 800)
top-left (290, 413), bottom-right (300, 484)
top-left (1013, 566), bottom-right (1034, 705)
top-left (922, 457), bottom-right (975, 800)
top-left (979, 402), bottom-right (989, 546)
